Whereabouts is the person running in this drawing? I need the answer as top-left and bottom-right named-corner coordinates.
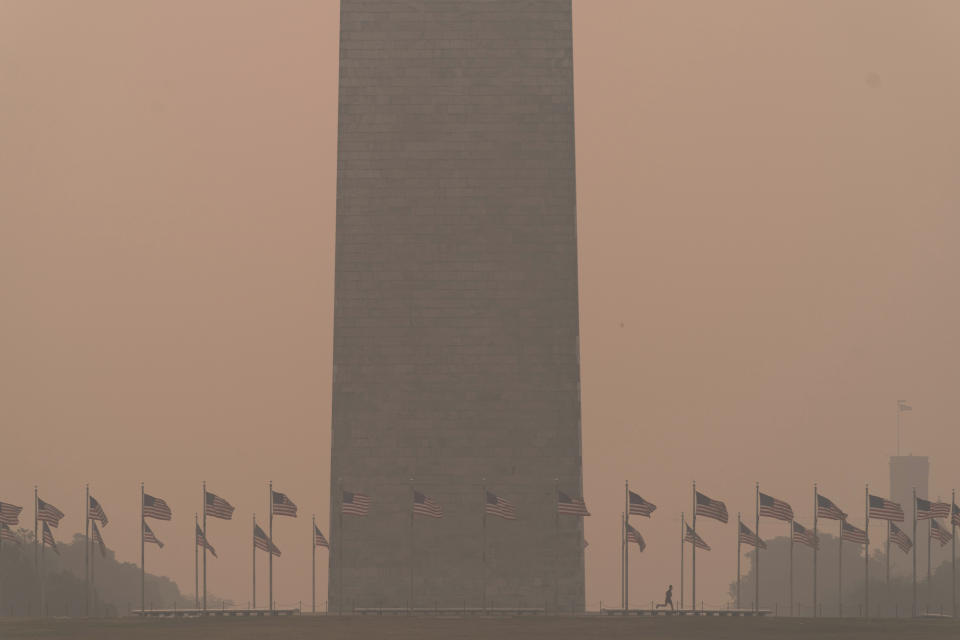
top-left (655, 585), bottom-right (674, 611)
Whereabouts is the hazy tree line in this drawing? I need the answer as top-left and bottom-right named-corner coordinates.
top-left (732, 532), bottom-right (957, 617)
top-left (0, 529), bottom-right (226, 616)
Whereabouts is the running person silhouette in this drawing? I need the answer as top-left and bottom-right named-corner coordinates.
top-left (655, 585), bottom-right (674, 610)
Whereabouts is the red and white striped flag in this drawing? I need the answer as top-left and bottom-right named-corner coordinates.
top-left (37, 498), bottom-right (65, 527)
top-left (143, 494), bottom-right (172, 521)
top-left (0, 523), bottom-right (20, 544)
top-left (930, 519), bottom-right (953, 547)
top-left (485, 491), bottom-right (517, 520)
top-left (953, 503), bottom-right (960, 528)
top-left (196, 524), bottom-right (217, 558)
top-left (816, 494), bottom-right (846, 521)
top-left (868, 495), bottom-right (904, 521)
top-left (143, 521), bottom-right (164, 548)
top-left (557, 491), bottom-right (590, 516)
top-left (916, 497), bottom-right (951, 520)
top-left (314, 524), bottom-right (329, 549)
top-left (413, 491), bottom-right (443, 519)
top-left (695, 491), bottom-right (728, 523)
top-left (840, 520), bottom-right (867, 545)
top-left (759, 492), bottom-right (793, 522)
top-left (342, 491), bottom-right (371, 516)
top-left (792, 521), bottom-right (818, 549)
top-left (253, 523), bottom-right (280, 556)
top-left (628, 491), bottom-right (656, 517)
top-left (272, 491), bottom-right (298, 518)
top-left (205, 492), bottom-right (235, 520)
top-left (684, 524), bottom-right (710, 551)
top-left (42, 521), bottom-right (59, 555)
top-left (625, 523), bottom-right (646, 551)
top-left (738, 522), bottom-right (766, 549)
top-left (0, 501), bottom-right (22, 526)
top-left (889, 522), bottom-right (912, 553)
top-left (92, 522), bottom-right (107, 557)
top-left (88, 496), bottom-right (108, 526)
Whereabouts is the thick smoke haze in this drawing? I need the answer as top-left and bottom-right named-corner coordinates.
top-left (1, 1), bottom-right (958, 610)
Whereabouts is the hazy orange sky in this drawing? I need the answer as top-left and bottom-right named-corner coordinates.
top-left (2, 1), bottom-right (958, 610)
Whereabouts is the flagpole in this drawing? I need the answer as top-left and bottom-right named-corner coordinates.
top-left (953, 488), bottom-right (956, 619)
top-left (737, 511), bottom-right (742, 609)
top-left (864, 484), bottom-right (869, 619)
top-left (790, 517), bottom-right (794, 616)
top-left (680, 512), bottom-right (685, 610)
top-left (624, 480), bottom-right (629, 611)
top-left (312, 514), bottom-right (316, 614)
top-left (194, 513), bottom-right (199, 609)
top-left (887, 520), bottom-right (891, 586)
top-left (90, 523), bottom-right (96, 617)
top-left (838, 517), bottom-right (843, 617)
top-left (481, 480), bottom-right (487, 613)
top-left (141, 482), bottom-right (145, 613)
top-left (913, 487), bottom-right (917, 617)
top-left (337, 477), bottom-right (343, 615)
top-left (754, 482), bottom-right (759, 612)
top-left (34, 486), bottom-right (38, 575)
top-left (252, 514), bottom-right (257, 610)
top-left (928, 519), bottom-right (932, 610)
top-left (409, 479), bottom-right (415, 612)
top-left (85, 483), bottom-right (90, 617)
top-left (203, 480), bottom-right (207, 612)
top-left (554, 478), bottom-right (559, 614)
top-left (691, 481), bottom-right (696, 611)
top-left (268, 480), bottom-right (273, 613)
top-left (813, 484), bottom-right (818, 617)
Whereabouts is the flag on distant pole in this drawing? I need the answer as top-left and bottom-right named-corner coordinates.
top-left (916, 497), bottom-right (951, 520)
top-left (739, 521), bottom-right (767, 549)
top-left (142, 494), bottom-right (172, 520)
top-left (196, 523), bottom-right (217, 558)
top-left (413, 491), bottom-right (444, 518)
top-left (253, 523), bottom-right (281, 556)
top-left (205, 492), bottom-right (235, 520)
top-left (898, 401), bottom-right (912, 412)
top-left (0, 501), bottom-right (23, 526)
top-left (684, 524), bottom-right (710, 551)
top-left (314, 524), bottom-right (329, 549)
top-left (37, 498), bottom-right (65, 527)
top-left (816, 494), bottom-right (847, 520)
top-left (695, 491), bottom-right (728, 523)
top-left (485, 492), bottom-right (517, 520)
top-left (92, 522), bottom-right (107, 557)
top-left (557, 491), bottom-right (590, 516)
top-left (840, 520), bottom-right (867, 544)
top-left (759, 493), bottom-right (793, 521)
top-left (625, 524), bottom-right (646, 551)
top-left (868, 495), bottom-right (905, 521)
top-left (890, 522), bottom-right (913, 553)
top-left (143, 520), bottom-right (164, 548)
top-left (792, 521), bottom-right (818, 549)
top-left (0, 523), bottom-right (20, 544)
top-left (41, 521), bottom-right (59, 554)
top-left (88, 496), bottom-right (108, 526)
top-left (628, 491), bottom-right (656, 517)
top-left (342, 491), bottom-right (371, 516)
top-left (931, 519), bottom-right (953, 547)
top-left (953, 503), bottom-right (960, 528)
top-left (271, 491), bottom-right (298, 518)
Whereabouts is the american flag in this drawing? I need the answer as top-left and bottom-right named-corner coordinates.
top-left (916, 497), bottom-right (951, 520)
top-left (816, 494), bottom-right (846, 521)
top-left (42, 521), bottom-right (59, 554)
top-left (196, 524), bottom-right (217, 558)
top-left (0, 501), bottom-right (22, 526)
top-left (840, 520), bottom-right (867, 545)
top-left (695, 491), bottom-right (728, 523)
top-left (37, 498), bottom-right (65, 527)
top-left (930, 519), bottom-right (952, 546)
top-left (342, 491), bottom-right (371, 516)
top-left (142, 520), bottom-right (164, 548)
top-left (759, 492), bottom-right (793, 522)
top-left (889, 522), bottom-right (912, 554)
top-left (792, 521), bottom-right (818, 549)
top-left (314, 524), bottom-right (328, 549)
top-left (253, 523), bottom-right (280, 556)
top-left (88, 496), bottom-right (108, 526)
top-left (557, 491), bottom-right (590, 516)
top-left (628, 491), bottom-right (656, 517)
top-left (485, 491), bottom-right (516, 520)
top-left (684, 524), bottom-right (710, 551)
top-left (898, 401), bottom-right (912, 412)
top-left (0, 523), bottom-right (20, 544)
top-left (953, 503), bottom-right (960, 528)
top-left (272, 491), bottom-right (298, 518)
top-left (92, 522), bottom-right (106, 557)
top-left (625, 523), bottom-right (646, 551)
top-left (413, 491), bottom-right (443, 519)
top-left (738, 522), bottom-right (766, 549)
top-left (868, 495), bottom-right (904, 521)
top-left (205, 492), bottom-right (235, 520)
top-left (143, 494), bottom-right (172, 521)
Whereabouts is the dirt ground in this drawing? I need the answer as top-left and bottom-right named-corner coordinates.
top-left (2, 615), bottom-right (960, 640)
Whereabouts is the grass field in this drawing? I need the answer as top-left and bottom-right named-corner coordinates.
top-left (2, 616), bottom-right (960, 640)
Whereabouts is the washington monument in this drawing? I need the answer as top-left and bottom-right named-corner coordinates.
top-left (329, 0), bottom-right (583, 611)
